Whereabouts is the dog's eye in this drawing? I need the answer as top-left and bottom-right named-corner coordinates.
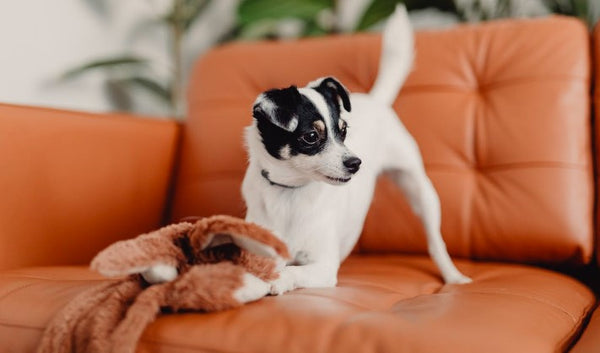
top-left (300, 131), bottom-right (319, 145)
top-left (340, 123), bottom-right (347, 141)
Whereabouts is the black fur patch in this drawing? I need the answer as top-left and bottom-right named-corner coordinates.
top-left (254, 86), bottom-right (328, 159)
top-left (312, 77), bottom-right (350, 142)
top-left (253, 78), bottom-right (352, 160)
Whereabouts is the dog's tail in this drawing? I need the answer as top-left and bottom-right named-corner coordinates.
top-left (369, 5), bottom-right (414, 106)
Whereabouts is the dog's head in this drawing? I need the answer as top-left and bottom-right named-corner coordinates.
top-left (251, 77), bottom-right (361, 185)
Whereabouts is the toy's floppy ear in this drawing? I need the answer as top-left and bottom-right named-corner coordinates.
top-left (190, 216), bottom-right (290, 259)
top-left (91, 223), bottom-right (194, 277)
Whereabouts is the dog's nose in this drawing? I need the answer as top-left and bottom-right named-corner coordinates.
top-left (343, 156), bottom-right (362, 174)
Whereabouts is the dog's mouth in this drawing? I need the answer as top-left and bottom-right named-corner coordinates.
top-left (324, 175), bottom-right (351, 183)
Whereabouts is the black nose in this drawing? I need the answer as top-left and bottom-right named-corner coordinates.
top-left (343, 156), bottom-right (362, 174)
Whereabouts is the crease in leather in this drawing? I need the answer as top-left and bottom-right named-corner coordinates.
top-left (439, 290), bottom-right (584, 323)
top-left (288, 292), bottom-right (375, 310)
top-left (557, 300), bottom-right (596, 352)
top-left (0, 322), bottom-right (44, 331)
top-left (0, 282), bottom-right (36, 303)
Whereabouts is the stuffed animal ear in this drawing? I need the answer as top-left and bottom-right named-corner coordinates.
top-left (91, 223), bottom-right (194, 277)
top-left (190, 216), bottom-right (290, 259)
top-left (308, 76), bottom-right (351, 113)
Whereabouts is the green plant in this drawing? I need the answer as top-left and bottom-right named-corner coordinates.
top-left (66, 0), bottom-right (600, 117)
top-left (63, 0), bottom-right (212, 118)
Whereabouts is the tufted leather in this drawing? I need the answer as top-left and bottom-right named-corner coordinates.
top-left (0, 104), bottom-right (179, 270)
top-left (0, 255), bottom-right (594, 353)
top-left (170, 16), bottom-right (594, 265)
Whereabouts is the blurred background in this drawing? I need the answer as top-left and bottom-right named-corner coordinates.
top-left (1, 0), bottom-right (598, 119)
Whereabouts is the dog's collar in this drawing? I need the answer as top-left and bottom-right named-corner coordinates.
top-left (261, 169), bottom-right (303, 189)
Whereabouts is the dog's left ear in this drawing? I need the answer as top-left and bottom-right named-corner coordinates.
top-left (310, 77), bottom-right (351, 113)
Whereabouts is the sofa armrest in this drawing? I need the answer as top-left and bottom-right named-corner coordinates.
top-left (0, 103), bottom-right (179, 270)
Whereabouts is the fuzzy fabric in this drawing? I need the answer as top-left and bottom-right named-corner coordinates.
top-left (36, 215), bottom-right (288, 353)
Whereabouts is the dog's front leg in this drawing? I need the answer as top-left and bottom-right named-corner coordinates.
top-left (269, 261), bottom-right (339, 295)
top-left (269, 235), bottom-right (340, 295)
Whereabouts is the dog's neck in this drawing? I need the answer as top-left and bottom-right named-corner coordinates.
top-left (245, 125), bottom-right (311, 189)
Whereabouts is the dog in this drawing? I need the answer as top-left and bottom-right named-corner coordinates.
top-left (241, 5), bottom-right (471, 295)
top-left (142, 5), bottom-right (470, 297)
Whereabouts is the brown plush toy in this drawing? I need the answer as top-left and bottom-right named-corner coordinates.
top-left (36, 215), bottom-right (289, 353)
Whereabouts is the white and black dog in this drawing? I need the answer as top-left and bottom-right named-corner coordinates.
top-left (242, 5), bottom-right (471, 295)
top-left (142, 6), bottom-right (470, 299)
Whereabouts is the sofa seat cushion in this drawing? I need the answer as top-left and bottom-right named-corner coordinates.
top-left (0, 255), bottom-right (594, 353)
top-left (571, 305), bottom-right (600, 353)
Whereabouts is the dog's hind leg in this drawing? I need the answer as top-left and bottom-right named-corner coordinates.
top-left (382, 118), bottom-right (471, 284)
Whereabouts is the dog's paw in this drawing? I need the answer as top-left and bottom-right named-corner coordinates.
top-left (444, 273), bottom-right (472, 285)
top-left (269, 271), bottom-right (296, 295)
top-left (233, 273), bottom-right (271, 304)
top-left (142, 264), bottom-right (178, 284)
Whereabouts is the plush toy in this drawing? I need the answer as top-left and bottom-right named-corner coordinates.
top-left (36, 215), bottom-right (289, 353)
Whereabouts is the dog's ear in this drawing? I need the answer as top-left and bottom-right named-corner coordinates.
top-left (252, 85), bottom-right (301, 132)
top-left (310, 77), bottom-right (351, 112)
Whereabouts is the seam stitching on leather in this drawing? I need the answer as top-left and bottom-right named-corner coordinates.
top-left (457, 290), bottom-right (583, 323)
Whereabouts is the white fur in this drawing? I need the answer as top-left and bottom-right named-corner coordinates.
top-left (242, 5), bottom-right (470, 295)
top-left (141, 264), bottom-right (178, 283)
top-left (369, 5), bottom-right (415, 106)
top-left (233, 273), bottom-right (271, 303)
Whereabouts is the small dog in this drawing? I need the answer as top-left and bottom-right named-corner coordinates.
top-left (242, 5), bottom-right (471, 295)
top-left (143, 6), bottom-right (470, 296)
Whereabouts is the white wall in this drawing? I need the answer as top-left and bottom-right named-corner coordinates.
top-left (0, 0), bottom-right (476, 118)
top-left (0, 0), bottom-right (236, 117)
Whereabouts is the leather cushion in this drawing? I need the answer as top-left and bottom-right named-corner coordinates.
top-left (571, 304), bottom-right (600, 353)
top-left (0, 256), bottom-right (594, 353)
top-left (170, 16), bottom-right (593, 265)
top-left (593, 21), bottom-right (600, 268)
top-left (0, 104), bottom-right (179, 270)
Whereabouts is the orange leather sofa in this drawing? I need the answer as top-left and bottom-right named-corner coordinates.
top-left (1, 16), bottom-right (600, 353)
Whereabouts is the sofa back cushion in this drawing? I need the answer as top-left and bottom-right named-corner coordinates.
top-left (171, 16), bottom-right (593, 265)
top-left (0, 105), bottom-right (178, 270)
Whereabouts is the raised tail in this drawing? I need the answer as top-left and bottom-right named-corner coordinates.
top-left (369, 5), bottom-right (414, 106)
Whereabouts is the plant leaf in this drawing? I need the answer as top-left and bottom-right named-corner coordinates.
top-left (356, 0), bottom-right (404, 31)
top-left (237, 0), bottom-right (332, 26)
top-left (119, 76), bottom-right (173, 105)
top-left (62, 56), bottom-right (147, 80)
top-left (183, 0), bottom-right (212, 30)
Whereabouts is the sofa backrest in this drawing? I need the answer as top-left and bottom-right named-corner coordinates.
top-left (170, 16), bottom-right (594, 265)
top-left (0, 105), bottom-right (178, 269)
